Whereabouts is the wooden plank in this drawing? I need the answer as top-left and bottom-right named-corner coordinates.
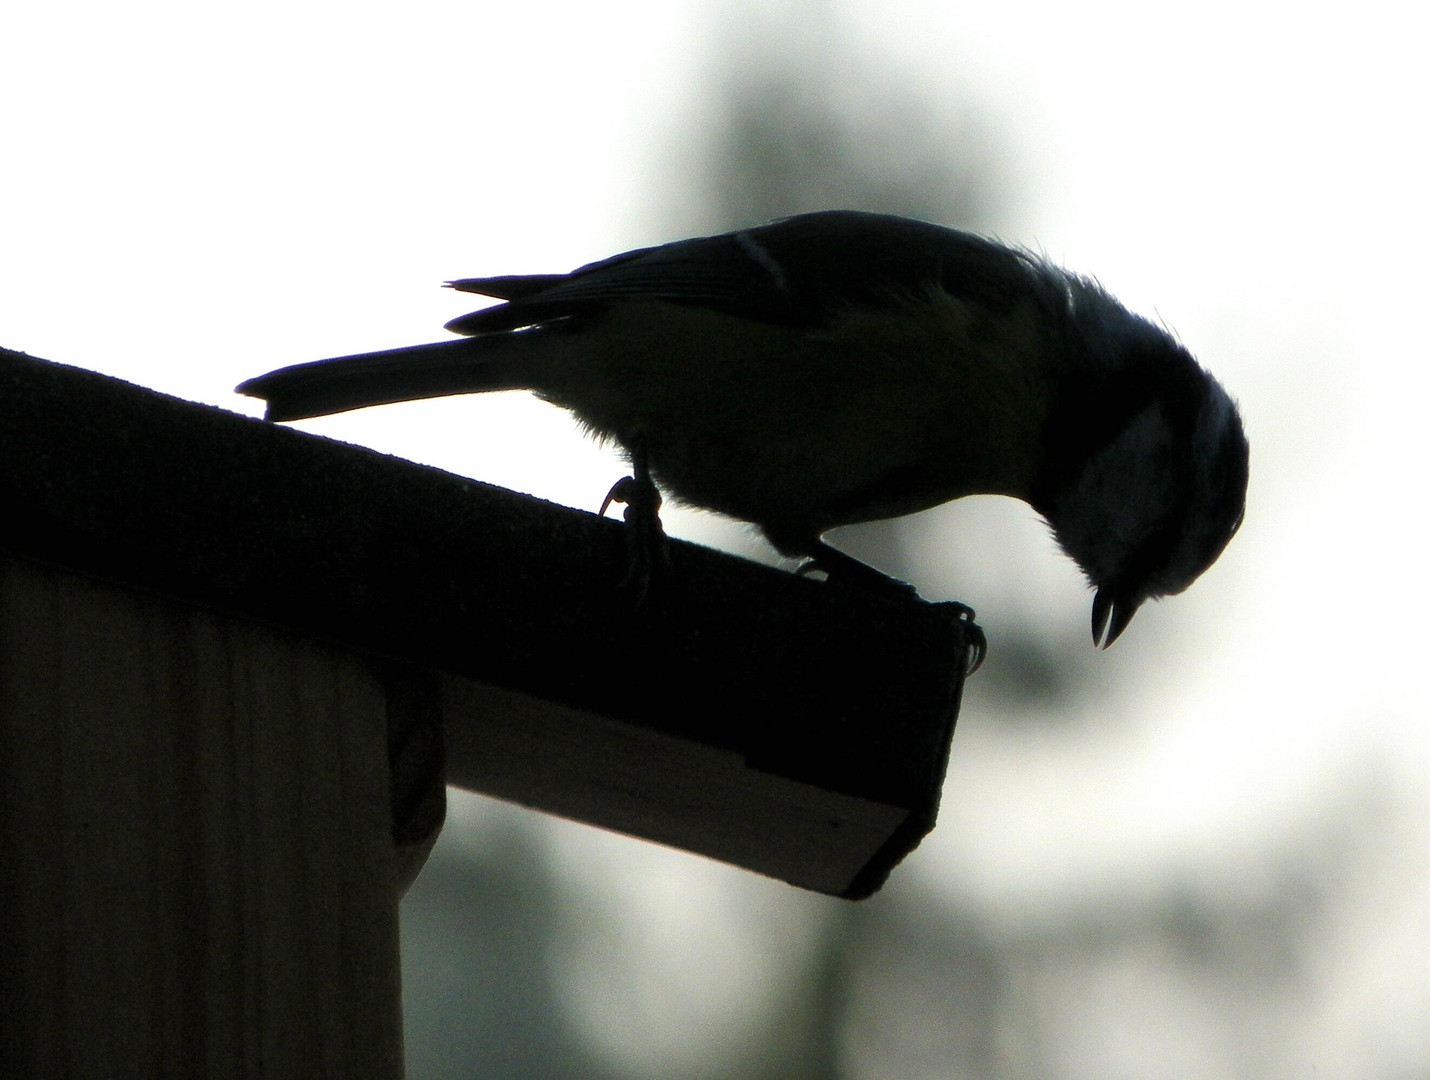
top-left (441, 676), bottom-right (910, 896)
top-left (0, 346), bottom-right (977, 897)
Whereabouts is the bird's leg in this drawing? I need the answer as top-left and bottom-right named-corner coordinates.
top-left (599, 444), bottom-right (669, 601)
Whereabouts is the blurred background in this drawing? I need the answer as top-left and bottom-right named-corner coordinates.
top-left (4, 0), bottom-right (1426, 1076)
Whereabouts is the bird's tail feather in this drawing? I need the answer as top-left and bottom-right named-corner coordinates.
top-left (236, 336), bottom-right (532, 422)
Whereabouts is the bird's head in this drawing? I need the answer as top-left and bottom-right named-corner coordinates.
top-left (1038, 331), bottom-right (1249, 648)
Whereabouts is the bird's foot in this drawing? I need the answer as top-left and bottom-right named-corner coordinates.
top-left (798, 542), bottom-right (986, 674)
top-left (795, 541), bottom-right (920, 601)
top-left (599, 466), bottom-right (668, 604)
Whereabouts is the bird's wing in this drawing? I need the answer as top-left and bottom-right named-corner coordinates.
top-left (444, 211), bottom-right (1045, 336)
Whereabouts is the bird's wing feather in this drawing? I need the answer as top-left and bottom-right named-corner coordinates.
top-left (443, 211), bottom-right (1048, 336)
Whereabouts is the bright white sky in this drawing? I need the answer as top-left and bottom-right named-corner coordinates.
top-left (5, 0), bottom-right (1426, 1074)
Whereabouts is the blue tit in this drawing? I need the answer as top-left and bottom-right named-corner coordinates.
top-left (238, 211), bottom-right (1248, 648)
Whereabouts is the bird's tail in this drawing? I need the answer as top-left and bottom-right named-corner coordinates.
top-left (236, 336), bottom-right (534, 422)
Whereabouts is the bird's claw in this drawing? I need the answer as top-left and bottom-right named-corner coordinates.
top-left (599, 476), bottom-right (639, 519)
top-left (943, 602), bottom-right (987, 676)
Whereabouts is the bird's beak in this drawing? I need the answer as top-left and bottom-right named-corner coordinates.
top-left (1091, 589), bottom-right (1142, 649)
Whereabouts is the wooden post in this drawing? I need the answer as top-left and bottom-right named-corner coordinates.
top-left (0, 558), bottom-right (406, 1078)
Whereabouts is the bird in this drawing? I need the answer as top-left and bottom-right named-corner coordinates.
top-left (238, 210), bottom-right (1248, 649)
